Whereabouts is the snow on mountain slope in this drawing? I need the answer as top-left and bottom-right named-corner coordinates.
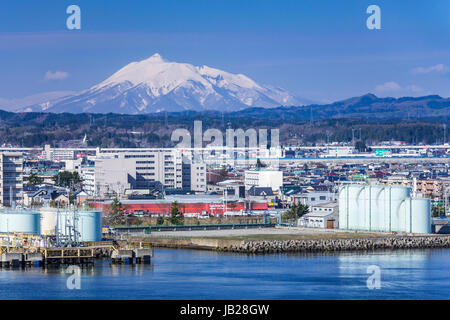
top-left (0, 91), bottom-right (75, 112)
top-left (23, 54), bottom-right (304, 114)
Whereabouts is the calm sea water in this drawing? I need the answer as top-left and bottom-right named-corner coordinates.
top-left (1, 248), bottom-right (450, 300)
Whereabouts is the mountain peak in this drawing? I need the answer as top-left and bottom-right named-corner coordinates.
top-left (146, 53), bottom-right (165, 63)
top-left (25, 55), bottom-right (303, 114)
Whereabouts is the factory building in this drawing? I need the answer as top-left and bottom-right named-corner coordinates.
top-left (339, 184), bottom-right (431, 234)
top-left (96, 195), bottom-right (269, 216)
top-left (0, 152), bottom-right (23, 206)
top-left (298, 202), bottom-right (339, 229)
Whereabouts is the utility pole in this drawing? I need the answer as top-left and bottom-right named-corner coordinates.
top-left (444, 124), bottom-right (447, 145)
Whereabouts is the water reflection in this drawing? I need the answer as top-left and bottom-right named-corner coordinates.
top-left (0, 249), bottom-right (449, 299)
top-left (110, 262), bottom-right (154, 277)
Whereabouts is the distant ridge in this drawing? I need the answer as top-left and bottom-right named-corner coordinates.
top-left (1, 93), bottom-right (448, 120)
top-left (228, 94), bottom-right (450, 121)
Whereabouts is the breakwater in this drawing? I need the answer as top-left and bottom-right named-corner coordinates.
top-left (136, 235), bottom-right (450, 254)
top-left (219, 235), bottom-right (450, 254)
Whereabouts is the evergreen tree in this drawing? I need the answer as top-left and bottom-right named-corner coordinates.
top-left (104, 197), bottom-right (125, 226)
top-left (169, 201), bottom-right (184, 225)
top-left (256, 158), bottom-right (267, 169)
top-left (283, 203), bottom-right (309, 221)
top-left (26, 172), bottom-right (44, 186)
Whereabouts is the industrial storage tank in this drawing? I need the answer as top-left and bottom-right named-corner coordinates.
top-left (39, 208), bottom-right (102, 242)
top-left (389, 186), bottom-right (410, 232)
top-left (411, 199), bottom-right (431, 234)
top-left (338, 184), bottom-right (430, 234)
top-left (348, 185), bottom-right (364, 230)
top-left (0, 210), bottom-right (41, 235)
top-left (371, 185), bottom-right (386, 231)
top-left (338, 185), bottom-right (348, 229)
top-left (76, 210), bottom-right (102, 242)
top-left (40, 207), bottom-right (57, 235)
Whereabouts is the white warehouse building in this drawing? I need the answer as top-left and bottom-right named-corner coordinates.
top-left (244, 169), bottom-right (283, 191)
top-left (339, 184), bottom-right (431, 234)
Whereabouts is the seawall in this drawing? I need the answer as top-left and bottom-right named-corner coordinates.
top-left (135, 235), bottom-right (450, 254)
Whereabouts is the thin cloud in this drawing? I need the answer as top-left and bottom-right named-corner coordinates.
top-left (44, 70), bottom-right (69, 80)
top-left (374, 81), bottom-right (425, 96)
top-left (411, 64), bottom-right (449, 75)
top-left (375, 81), bottom-right (402, 93)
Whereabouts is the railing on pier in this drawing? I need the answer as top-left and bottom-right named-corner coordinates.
top-left (113, 222), bottom-right (276, 234)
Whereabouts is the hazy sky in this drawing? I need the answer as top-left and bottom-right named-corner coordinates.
top-left (0, 0), bottom-right (449, 103)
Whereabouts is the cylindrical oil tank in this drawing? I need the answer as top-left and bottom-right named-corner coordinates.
top-left (349, 185), bottom-right (364, 230)
top-left (76, 211), bottom-right (102, 242)
top-left (368, 185), bottom-right (384, 231)
top-left (370, 185), bottom-right (385, 231)
top-left (338, 185), bottom-right (348, 230)
top-left (389, 186), bottom-right (410, 232)
top-left (358, 185), bottom-right (368, 230)
top-left (398, 199), bottom-right (410, 233)
top-left (339, 184), bottom-right (429, 234)
top-left (39, 208), bottom-right (102, 242)
top-left (411, 199), bottom-right (431, 234)
top-left (0, 210), bottom-right (41, 235)
top-left (40, 208), bottom-right (57, 235)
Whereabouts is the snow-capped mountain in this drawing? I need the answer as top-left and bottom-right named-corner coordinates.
top-left (0, 91), bottom-right (75, 112)
top-left (23, 54), bottom-right (305, 114)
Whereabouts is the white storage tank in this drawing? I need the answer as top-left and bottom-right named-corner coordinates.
top-left (40, 208), bottom-right (57, 235)
top-left (411, 199), bottom-right (431, 234)
top-left (389, 186), bottom-right (410, 232)
top-left (338, 185), bottom-right (348, 229)
top-left (371, 185), bottom-right (386, 231)
top-left (338, 184), bottom-right (430, 234)
top-left (76, 210), bottom-right (103, 242)
top-left (0, 210), bottom-right (41, 235)
top-left (39, 208), bottom-right (102, 242)
top-left (349, 185), bottom-right (364, 230)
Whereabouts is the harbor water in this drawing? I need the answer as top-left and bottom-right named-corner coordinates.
top-left (1, 248), bottom-right (450, 299)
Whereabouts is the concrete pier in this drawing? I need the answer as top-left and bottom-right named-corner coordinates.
top-left (111, 248), bottom-right (153, 264)
top-left (1, 253), bottom-right (23, 267)
top-left (24, 253), bottom-right (43, 266)
top-left (134, 248), bottom-right (153, 264)
top-left (111, 249), bottom-right (133, 264)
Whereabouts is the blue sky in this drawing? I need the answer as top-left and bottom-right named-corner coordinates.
top-left (0, 0), bottom-right (449, 103)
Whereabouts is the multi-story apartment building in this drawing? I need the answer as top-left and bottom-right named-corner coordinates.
top-left (43, 144), bottom-right (77, 161)
top-left (80, 165), bottom-right (96, 196)
top-left (0, 152), bottom-right (23, 206)
top-left (416, 179), bottom-right (450, 198)
top-left (190, 162), bottom-right (207, 192)
top-left (93, 149), bottom-right (206, 196)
